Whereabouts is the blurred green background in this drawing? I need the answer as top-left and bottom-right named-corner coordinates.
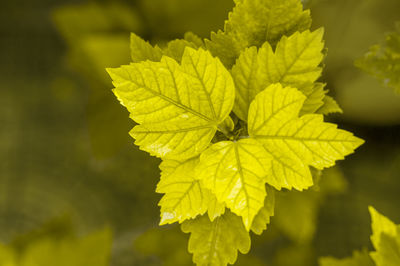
top-left (1, 0), bottom-right (399, 265)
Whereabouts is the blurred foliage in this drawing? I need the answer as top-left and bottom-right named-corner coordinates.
top-left (355, 22), bottom-right (400, 95)
top-left (1, 0), bottom-right (400, 265)
top-left (274, 168), bottom-right (348, 244)
top-left (0, 217), bottom-right (111, 266)
top-left (319, 206), bottom-right (400, 266)
top-left (52, 2), bottom-right (138, 159)
top-left (319, 249), bottom-right (374, 266)
top-left (311, 0), bottom-right (400, 125)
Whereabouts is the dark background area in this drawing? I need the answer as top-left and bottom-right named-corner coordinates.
top-left (1, 0), bottom-right (399, 265)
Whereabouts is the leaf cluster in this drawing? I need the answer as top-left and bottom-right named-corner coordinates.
top-left (108, 0), bottom-right (364, 265)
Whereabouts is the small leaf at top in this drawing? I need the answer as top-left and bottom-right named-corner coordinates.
top-left (206, 0), bottom-right (312, 67)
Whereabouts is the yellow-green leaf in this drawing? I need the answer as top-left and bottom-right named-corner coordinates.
top-left (163, 39), bottom-right (198, 62)
top-left (184, 32), bottom-right (205, 48)
top-left (108, 47), bottom-right (235, 160)
top-left (298, 83), bottom-right (327, 115)
top-left (205, 30), bottom-right (241, 68)
top-left (226, 0), bottom-right (312, 47)
top-left (197, 139), bottom-right (271, 230)
top-left (369, 206), bottom-right (400, 266)
top-left (206, 0), bottom-right (312, 67)
top-left (181, 211), bottom-right (251, 266)
top-left (157, 158), bottom-right (212, 225)
top-left (248, 84), bottom-right (364, 190)
top-left (207, 197), bottom-right (226, 222)
top-left (232, 29), bottom-right (325, 120)
top-left (317, 95), bottom-right (343, 115)
top-left (250, 185), bottom-right (275, 235)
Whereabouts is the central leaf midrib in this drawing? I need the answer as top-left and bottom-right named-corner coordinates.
top-left (133, 125), bottom-right (214, 134)
top-left (208, 216), bottom-right (221, 264)
top-left (253, 135), bottom-right (358, 143)
top-left (233, 143), bottom-right (250, 213)
top-left (187, 55), bottom-right (218, 120)
top-left (126, 79), bottom-right (217, 124)
top-left (172, 180), bottom-right (198, 211)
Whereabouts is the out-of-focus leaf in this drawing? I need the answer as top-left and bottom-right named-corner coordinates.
top-left (319, 249), bottom-right (374, 266)
top-left (20, 228), bottom-right (112, 266)
top-left (134, 226), bottom-right (191, 266)
top-left (355, 22), bottom-right (400, 94)
top-left (0, 226), bottom-right (112, 266)
top-left (275, 167), bottom-right (347, 243)
top-left (52, 2), bottom-right (142, 45)
top-left (139, 0), bottom-right (233, 38)
top-left (206, 0), bottom-right (312, 67)
top-left (369, 206), bottom-right (400, 266)
top-left (181, 211), bottom-right (251, 266)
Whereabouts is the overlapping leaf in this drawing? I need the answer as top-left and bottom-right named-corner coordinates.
top-left (232, 29), bottom-right (325, 120)
top-left (157, 158), bottom-right (212, 224)
top-left (317, 95), bottom-right (343, 115)
top-left (206, 0), bottom-right (312, 67)
top-left (250, 185), bottom-right (275, 235)
top-left (130, 33), bottom-right (163, 62)
top-left (181, 211), bottom-right (251, 266)
top-left (163, 39), bottom-right (198, 62)
top-left (130, 33), bottom-right (204, 63)
top-left (197, 139), bottom-right (272, 230)
top-left (248, 84), bottom-right (364, 190)
top-left (226, 0), bottom-right (311, 47)
top-left (108, 47), bottom-right (235, 160)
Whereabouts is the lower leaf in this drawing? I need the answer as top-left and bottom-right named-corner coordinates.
top-left (181, 211), bottom-right (251, 266)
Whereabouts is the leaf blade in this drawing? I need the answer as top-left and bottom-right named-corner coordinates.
top-left (108, 47), bottom-right (235, 160)
top-left (181, 211), bottom-right (251, 266)
top-left (249, 84), bottom-right (363, 190)
top-left (197, 139), bottom-right (271, 230)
